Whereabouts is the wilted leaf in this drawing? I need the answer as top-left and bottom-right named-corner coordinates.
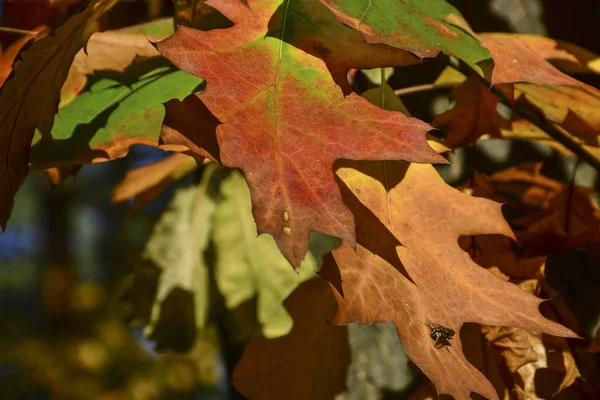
top-left (212, 170), bottom-right (318, 338)
top-left (324, 160), bottom-right (577, 399)
top-left (0, 0), bottom-right (118, 229)
top-left (233, 278), bottom-right (350, 400)
top-left (132, 164), bottom-right (225, 352)
top-left (483, 280), bottom-right (581, 399)
top-left (111, 153), bottom-right (198, 212)
top-left (157, 0), bottom-right (443, 268)
top-left (499, 86), bottom-right (600, 164)
top-left (30, 62), bottom-right (203, 167)
top-left (319, 0), bottom-right (491, 76)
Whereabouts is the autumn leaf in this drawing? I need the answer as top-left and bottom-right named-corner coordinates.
top-left (211, 170), bottom-right (318, 339)
top-left (481, 33), bottom-right (600, 75)
top-left (0, 0), bottom-right (119, 230)
top-left (29, 61), bottom-right (203, 168)
top-left (497, 86), bottom-right (600, 165)
top-left (0, 27), bottom-right (45, 85)
top-left (264, 0), bottom-right (420, 92)
top-left (319, 0), bottom-right (491, 76)
top-left (514, 185), bottom-right (600, 255)
top-left (73, 30), bottom-right (165, 75)
top-left (322, 242), bottom-right (501, 399)
top-left (111, 153), bottom-right (198, 213)
top-left (432, 74), bottom-right (510, 148)
top-left (485, 162), bottom-right (563, 210)
top-left (156, 0), bottom-right (443, 268)
top-left (480, 36), bottom-right (594, 89)
top-left (232, 278), bottom-right (350, 400)
top-left (482, 280), bottom-right (581, 399)
top-left (321, 160), bottom-right (577, 399)
top-left (159, 95), bottom-right (221, 164)
top-left (126, 164), bottom-right (226, 352)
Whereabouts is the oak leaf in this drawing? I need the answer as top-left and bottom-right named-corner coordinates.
top-left (321, 160), bottom-right (576, 399)
top-left (211, 170), bottom-right (318, 339)
top-left (486, 162), bottom-right (562, 209)
top-left (29, 62), bottom-right (204, 168)
top-left (480, 36), bottom-right (593, 89)
top-left (125, 164), bottom-right (225, 352)
top-left (319, 0), bottom-right (491, 76)
top-left (156, 0), bottom-right (443, 268)
top-left (0, 0), bottom-right (118, 230)
top-left (232, 278), bottom-right (350, 400)
top-left (481, 33), bottom-right (600, 76)
top-left (514, 185), bottom-right (600, 255)
top-left (483, 280), bottom-right (581, 399)
top-left (432, 74), bottom-right (510, 148)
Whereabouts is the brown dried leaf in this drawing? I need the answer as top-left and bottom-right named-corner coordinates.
top-left (432, 74), bottom-right (510, 148)
top-left (321, 160), bottom-right (576, 399)
top-left (0, 0), bottom-right (119, 229)
top-left (483, 280), bottom-right (581, 399)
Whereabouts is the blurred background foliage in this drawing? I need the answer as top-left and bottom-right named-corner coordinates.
top-left (0, 0), bottom-right (599, 399)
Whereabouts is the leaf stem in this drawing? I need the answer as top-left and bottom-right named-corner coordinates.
top-left (394, 82), bottom-right (456, 96)
top-left (0, 27), bottom-right (40, 36)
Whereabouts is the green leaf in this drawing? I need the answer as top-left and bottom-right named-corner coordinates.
top-left (212, 170), bottom-right (318, 339)
top-left (121, 17), bottom-right (175, 36)
top-left (361, 81), bottom-right (410, 116)
top-left (136, 164), bottom-right (223, 352)
top-left (360, 67), bottom-right (394, 85)
top-left (320, 0), bottom-right (492, 76)
top-left (30, 62), bottom-right (203, 167)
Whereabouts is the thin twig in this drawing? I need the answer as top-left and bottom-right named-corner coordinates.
top-left (394, 82), bottom-right (457, 96)
top-left (455, 62), bottom-right (600, 174)
top-left (0, 26), bottom-right (39, 36)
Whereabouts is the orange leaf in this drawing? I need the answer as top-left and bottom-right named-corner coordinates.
top-left (481, 36), bottom-right (595, 90)
top-left (432, 74), bottom-right (510, 148)
top-left (481, 33), bottom-right (600, 75)
top-left (111, 153), bottom-right (198, 213)
top-left (322, 160), bottom-right (577, 398)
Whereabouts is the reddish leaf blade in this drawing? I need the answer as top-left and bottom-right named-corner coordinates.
top-left (156, 0), bottom-right (444, 268)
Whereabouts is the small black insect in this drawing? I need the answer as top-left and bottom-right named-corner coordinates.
top-left (426, 320), bottom-right (455, 350)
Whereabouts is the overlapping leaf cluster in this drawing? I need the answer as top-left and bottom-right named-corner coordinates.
top-left (1, 0), bottom-right (600, 399)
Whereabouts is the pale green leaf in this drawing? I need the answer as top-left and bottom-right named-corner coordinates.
top-left (212, 171), bottom-right (318, 338)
